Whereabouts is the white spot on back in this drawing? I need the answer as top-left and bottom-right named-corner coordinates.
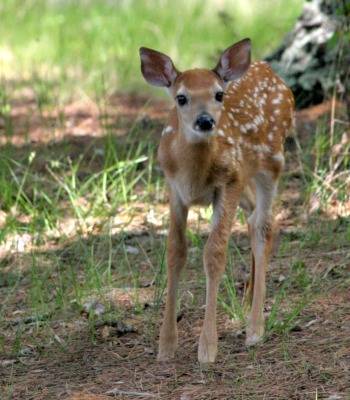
top-left (240, 125), bottom-right (247, 134)
top-left (217, 129), bottom-right (225, 137)
top-left (272, 152), bottom-right (285, 167)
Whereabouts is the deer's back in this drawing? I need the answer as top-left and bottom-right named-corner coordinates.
top-left (216, 61), bottom-right (295, 180)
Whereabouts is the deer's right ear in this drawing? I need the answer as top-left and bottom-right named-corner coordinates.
top-left (139, 47), bottom-right (179, 87)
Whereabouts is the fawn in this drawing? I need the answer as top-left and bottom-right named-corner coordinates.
top-left (139, 38), bottom-right (294, 363)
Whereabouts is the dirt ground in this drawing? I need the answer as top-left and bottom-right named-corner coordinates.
top-left (0, 92), bottom-right (349, 399)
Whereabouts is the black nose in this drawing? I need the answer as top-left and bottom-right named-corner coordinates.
top-left (195, 113), bottom-right (215, 132)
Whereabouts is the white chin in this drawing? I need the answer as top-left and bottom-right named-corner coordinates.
top-left (186, 128), bottom-right (214, 143)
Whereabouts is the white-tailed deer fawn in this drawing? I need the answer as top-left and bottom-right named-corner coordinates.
top-left (140, 38), bottom-right (294, 363)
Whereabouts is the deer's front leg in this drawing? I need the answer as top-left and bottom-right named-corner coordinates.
top-left (198, 184), bottom-right (241, 363)
top-left (158, 192), bottom-right (188, 361)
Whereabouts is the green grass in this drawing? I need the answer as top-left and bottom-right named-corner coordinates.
top-left (0, 3), bottom-right (349, 396)
top-left (0, 0), bottom-right (304, 242)
top-left (219, 249), bottom-right (312, 338)
top-left (0, 0), bottom-right (304, 95)
top-left (0, 127), bottom-right (160, 238)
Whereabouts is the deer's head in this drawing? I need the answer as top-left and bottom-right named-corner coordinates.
top-left (140, 39), bottom-right (251, 143)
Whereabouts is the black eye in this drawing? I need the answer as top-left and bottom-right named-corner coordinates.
top-left (215, 91), bottom-right (224, 102)
top-left (176, 94), bottom-right (188, 106)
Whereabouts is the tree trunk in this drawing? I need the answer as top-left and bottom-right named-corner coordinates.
top-left (265, 0), bottom-right (349, 110)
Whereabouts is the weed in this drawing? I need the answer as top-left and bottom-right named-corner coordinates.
top-left (153, 243), bottom-right (167, 310)
top-left (266, 282), bottom-right (309, 336)
top-left (291, 260), bottom-right (312, 289)
top-left (219, 241), bottom-right (246, 322)
top-left (220, 270), bottom-right (245, 323)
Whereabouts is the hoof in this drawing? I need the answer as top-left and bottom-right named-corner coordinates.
top-left (245, 333), bottom-right (263, 347)
top-left (157, 351), bottom-right (175, 362)
top-left (245, 314), bottom-right (264, 347)
top-left (198, 336), bottom-right (217, 364)
top-left (157, 337), bottom-right (177, 361)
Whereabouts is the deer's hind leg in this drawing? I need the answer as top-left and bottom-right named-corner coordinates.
top-left (245, 171), bottom-right (278, 347)
top-left (240, 182), bottom-right (256, 315)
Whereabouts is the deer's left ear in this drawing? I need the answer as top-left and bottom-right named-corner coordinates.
top-left (213, 38), bottom-right (251, 82)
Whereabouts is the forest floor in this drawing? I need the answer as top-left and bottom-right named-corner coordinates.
top-left (0, 91), bottom-right (349, 400)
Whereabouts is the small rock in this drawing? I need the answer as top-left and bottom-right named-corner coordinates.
top-left (18, 347), bottom-right (35, 357)
top-left (94, 148), bottom-right (104, 156)
top-left (101, 325), bottom-right (111, 339)
top-left (82, 299), bottom-right (106, 316)
top-left (146, 209), bottom-right (162, 227)
top-left (125, 245), bottom-right (139, 255)
top-left (95, 320), bottom-right (136, 336)
top-left (144, 347), bottom-right (154, 355)
top-left (235, 329), bottom-right (244, 338)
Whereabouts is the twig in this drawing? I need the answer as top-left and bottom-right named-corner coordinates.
top-left (105, 388), bottom-right (157, 397)
top-left (333, 118), bottom-right (350, 125)
top-left (326, 170), bottom-right (350, 184)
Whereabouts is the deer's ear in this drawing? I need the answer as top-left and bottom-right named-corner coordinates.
top-left (213, 38), bottom-right (251, 82)
top-left (139, 47), bottom-right (179, 87)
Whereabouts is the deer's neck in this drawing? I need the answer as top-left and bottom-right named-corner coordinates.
top-left (175, 126), bottom-right (217, 176)
top-left (161, 127), bottom-right (219, 205)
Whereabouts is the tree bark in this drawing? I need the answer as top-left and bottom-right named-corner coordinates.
top-left (266, 0), bottom-right (349, 110)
